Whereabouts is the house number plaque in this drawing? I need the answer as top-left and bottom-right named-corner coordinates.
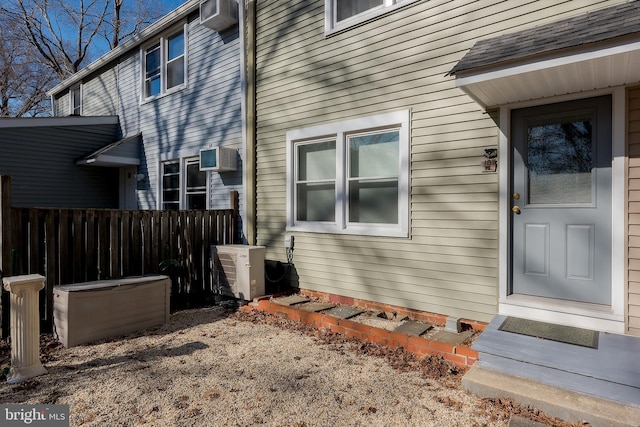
top-left (481, 158), bottom-right (497, 173)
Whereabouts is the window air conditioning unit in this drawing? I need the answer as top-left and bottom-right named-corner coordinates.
top-left (212, 245), bottom-right (266, 301)
top-left (200, 146), bottom-right (237, 172)
top-left (200, 0), bottom-right (238, 32)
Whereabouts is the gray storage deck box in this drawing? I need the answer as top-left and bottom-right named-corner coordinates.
top-left (53, 275), bottom-right (170, 348)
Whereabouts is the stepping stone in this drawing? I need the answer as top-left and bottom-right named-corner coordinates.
top-left (324, 306), bottom-right (364, 319)
top-left (431, 330), bottom-right (474, 345)
top-left (298, 302), bottom-right (336, 312)
top-left (272, 295), bottom-right (309, 306)
top-left (394, 320), bottom-right (433, 336)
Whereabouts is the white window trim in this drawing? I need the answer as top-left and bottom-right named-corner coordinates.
top-left (159, 156), bottom-right (209, 210)
top-left (140, 23), bottom-right (188, 103)
top-left (286, 109), bottom-right (410, 237)
top-left (324, 0), bottom-right (419, 34)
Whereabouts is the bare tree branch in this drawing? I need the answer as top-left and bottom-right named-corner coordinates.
top-left (0, 11), bottom-right (55, 117)
top-left (1, 0), bottom-right (177, 116)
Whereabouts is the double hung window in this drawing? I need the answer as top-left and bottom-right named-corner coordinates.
top-left (287, 110), bottom-right (409, 237)
top-left (185, 158), bottom-right (207, 209)
top-left (143, 25), bottom-right (186, 100)
top-left (166, 32), bottom-right (185, 90)
top-left (161, 161), bottom-right (180, 210)
top-left (337, 0), bottom-right (383, 21)
top-left (145, 43), bottom-right (161, 97)
top-left (161, 158), bottom-right (207, 210)
top-left (69, 84), bottom-right (81, 115)
top-left (325, 0), bottom-right (417, 32)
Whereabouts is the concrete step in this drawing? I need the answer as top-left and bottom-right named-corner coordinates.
top-left (463, 364), bottom-right (640, 427)
top-left (472, 315), bottom-right (640, 407)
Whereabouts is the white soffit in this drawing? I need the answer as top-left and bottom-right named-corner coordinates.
top-left (455, 41), bottom-right (640, 109)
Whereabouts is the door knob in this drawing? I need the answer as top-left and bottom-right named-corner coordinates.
top-left (512, 206), bottom-right (521, 215)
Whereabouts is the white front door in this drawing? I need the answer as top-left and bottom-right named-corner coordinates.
top-left (510, 95), bottom-right (612, 305)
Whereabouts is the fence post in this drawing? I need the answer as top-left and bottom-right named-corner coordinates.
top-left (230, 190), bottom-right (239, 244)
top-left (1, 176), bottom-right (13, 337)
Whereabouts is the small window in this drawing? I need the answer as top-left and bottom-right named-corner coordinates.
top-left (348, 130), bottom-right (400, 224)
top-left (142, 26), bottom-right (186, 100)
top-left (337, 0), bottom-right (383, 21)
top-left (162, 161), bottom-right (180, 210)
top-left (167, 32), bottom-right (185, 90)
top-left (185, 158), bottom-right (206, 209)
top-left (287, 110), bottom-right (410, 237)
top-left (70, 84), bottom-right (81, 115)
top-left (326, 0), bottom-right (418, 32)
top-left (161, 158), bottom-right (207, 210)
top-left (145, 43), bottom-right (161, 97)
top-left (296, 140), bottom-right (337, 222)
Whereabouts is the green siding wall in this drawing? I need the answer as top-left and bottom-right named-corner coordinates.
top-left (254, 0), bottom-right (624, 322)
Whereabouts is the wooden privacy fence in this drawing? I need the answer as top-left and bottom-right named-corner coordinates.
top-left (0, 176), bottom-right (239, 335)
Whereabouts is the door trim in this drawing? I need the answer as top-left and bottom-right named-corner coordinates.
top-left (498, 87), bottom-right (625, 333)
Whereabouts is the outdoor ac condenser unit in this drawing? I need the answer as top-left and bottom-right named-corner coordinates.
top-left (200, 0), bottom-right (237, 32)
top-left (212, 245), bottom-right (266, 301)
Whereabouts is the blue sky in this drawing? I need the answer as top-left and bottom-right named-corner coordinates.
top-left (87, 0), bottom-right (192, 60)
top-left (161, 0), bottom-right (190, 14)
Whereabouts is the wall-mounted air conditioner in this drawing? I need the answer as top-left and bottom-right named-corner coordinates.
top-left (212, 245), bottom-right (266, 301)
top-left (200, 0), bottom-right (238, 32)
top-left (200, 146), bottom-right (237, 172)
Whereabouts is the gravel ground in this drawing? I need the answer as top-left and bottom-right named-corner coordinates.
top-left (0, 307), bottom-right (585, 426)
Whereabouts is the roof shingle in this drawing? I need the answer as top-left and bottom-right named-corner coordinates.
top-left (449, 0), bottom-right (640, 75)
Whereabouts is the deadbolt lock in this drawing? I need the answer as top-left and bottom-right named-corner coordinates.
top-left (513, 193), bottom-right (520, 200)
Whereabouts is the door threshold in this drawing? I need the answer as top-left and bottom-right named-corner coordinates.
top-left (499, 295), bottom-right (624, 334)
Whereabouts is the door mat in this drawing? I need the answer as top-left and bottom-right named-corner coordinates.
top-left (498, 317), bottom-right (599, 349)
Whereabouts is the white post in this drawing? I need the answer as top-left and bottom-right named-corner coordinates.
top-left (3, 274), bottom-right (47, 383)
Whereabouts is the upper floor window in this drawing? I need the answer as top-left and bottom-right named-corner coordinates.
top-left (286, 110), bottom-right (410, 237)
top-left (142, 25), bottom-right (187, 100)
top-left (70, 84), bottom-right (81, 115)
top-left (325, 0), bottom-right (418, 33)
top-left (337, 0), bottom-right (383, 21)
top-left (167, 32), bottom-right (185, 90)
top-left (145, 43), bottom-right (161, 97)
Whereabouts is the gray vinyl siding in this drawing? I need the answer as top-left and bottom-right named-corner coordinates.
top-left (82, 67), bottom-right (118, 116)
top-left (0, 122), bottom-right (120, 208)
top-left (51, 14), bottom-right (244, 221)
top-left (254, 0), bottom-right (624, 323)
top-left (126, 20), bottom-right (243, 213)
top-left (53, 92), bottom-right (70, 117)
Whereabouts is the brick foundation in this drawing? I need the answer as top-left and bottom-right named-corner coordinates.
top-left (242, 294), bottom-right (482, 369)
top-left (298, 289), bottom-right (487, 332)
